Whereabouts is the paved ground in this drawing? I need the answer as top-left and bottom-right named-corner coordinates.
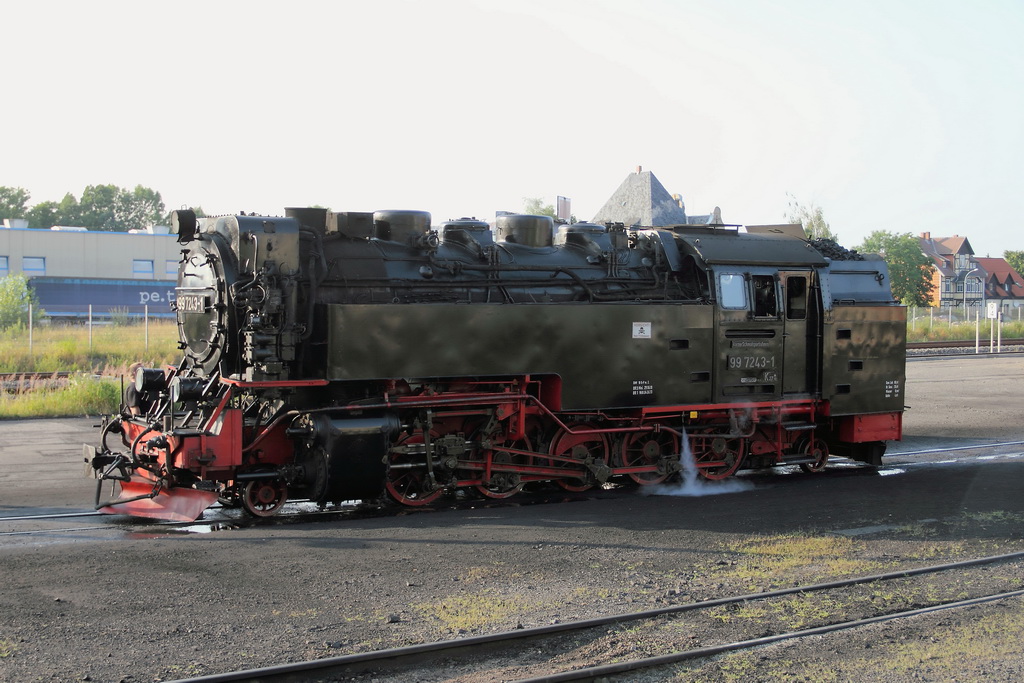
top-left (900, 353), bottom-right (1024, 442)
top-left (0, 416), bottom-right (99, 513)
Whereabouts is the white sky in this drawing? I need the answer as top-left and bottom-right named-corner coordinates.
top-left (5, 0), bottom-right (1023, 256)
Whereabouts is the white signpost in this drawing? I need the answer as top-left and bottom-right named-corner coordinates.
top-left (986, 301), bottom-right (1000, 352)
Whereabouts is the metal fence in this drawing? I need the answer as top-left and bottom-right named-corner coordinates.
top-left (907, 305), bottom-right (1022, 328)
top-left (24, 304), bottom-right (162, 353)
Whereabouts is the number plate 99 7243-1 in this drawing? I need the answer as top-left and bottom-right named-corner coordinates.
top-left (176, 294), bottom-right (208, 313)
top-left (727, 355), bottom-right (776, 370)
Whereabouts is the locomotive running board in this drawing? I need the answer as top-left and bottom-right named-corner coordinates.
top-left (98, 476), bottom-right (218, 523)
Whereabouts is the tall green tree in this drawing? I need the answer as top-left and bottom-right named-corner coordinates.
top-left (858, 231), bottom-right (935, 306)
top-left (0, 186), bottom-right (30, 219)
top-left (114, 185), bottom-right (166, 231)
top-left (785, 194), bottom-right (838, 241)
top-left (0, 274), bottom-right (44, 330)
top-left (55, 192), bottom-right (83, 227)
top-left (1004, 250), bottom-right (1024, 276)
top-left (76, 184), bottom-right (120, 229)
top-left (25, 200), bottom-right (62, 229)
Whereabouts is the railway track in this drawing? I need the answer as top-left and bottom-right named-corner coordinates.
top-left (905, 338), bottom-right (1024, 349)
top-left (905, 338), bottom-right (1024, 357)
top-left (0, 370), bottom-right (75, 391)
top-left (167, 551), bottom-right (1024, 683)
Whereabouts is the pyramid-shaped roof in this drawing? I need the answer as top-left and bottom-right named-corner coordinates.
top-left (592, 169), bottom-right (688, 227)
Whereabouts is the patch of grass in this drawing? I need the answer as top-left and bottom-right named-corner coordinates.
top-left (709, 594), bottom-right (849, 630)
top-left (0, 374), bottom-right (122, 418)
top-left (905, 541), bottom-right (966, 561)
top-left (906, 316), bottom-right (1024, 343)
top-left (461, 563), bottom-right (509, 583)
top-left (0, 638), bottom-right (16, 657)
top-left (708, 601), bottom-right (770, 623)
top-left (711, 652), bottom-right (758, 681)
top-left (411, 590), bottom-right (533, 632)
top-left (715, 533), bottom-right (880, 588)
top-left (0, 321), bottom-right (179, 373)
top-left (961, 510), bottom-right (1024, 526)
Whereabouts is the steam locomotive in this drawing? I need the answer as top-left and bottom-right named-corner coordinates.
top-left (85, 207), bottom-right (905, 521)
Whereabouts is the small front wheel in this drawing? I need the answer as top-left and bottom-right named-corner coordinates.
top-left (242, 480), bottom-right (288, 517)
top-left (799, 438), bottom-right (829, 473)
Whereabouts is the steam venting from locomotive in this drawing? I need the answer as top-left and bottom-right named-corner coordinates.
top-left (645, 429), bottom-right (755, 498)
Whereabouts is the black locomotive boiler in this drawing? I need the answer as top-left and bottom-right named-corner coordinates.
top-left (86, 207), bottom-right (906, 521)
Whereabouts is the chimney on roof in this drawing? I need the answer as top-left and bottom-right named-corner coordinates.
top-left (635, 165), bottom-right (642, 174)
top-left (921, 231), bottom-right (930, 239)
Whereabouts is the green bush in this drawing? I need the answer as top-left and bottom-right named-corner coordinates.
top-left (0, 274), bottom-right (44, 330)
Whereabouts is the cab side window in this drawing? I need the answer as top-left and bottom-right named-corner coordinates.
top-left (718, 273), bottom-right (747, 309)
top-left (787, 276), bottom-right (807, 320)
top-left (751, 275), bottom-right (777, 317)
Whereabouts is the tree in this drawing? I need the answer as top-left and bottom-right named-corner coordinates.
top-left (76, 184), bottom-right (120, 229)
top-left (0, 274), bottom-right (44, 330)
top-left (1004, 250), bottom-right (1024, 277)
top-left (25, 191), bottom-right (85, 228)
top-left (25, 200), bottom-right (62, 229)
top-left (0, 186), bottom-right (30, 219)
top-left (114, 185), bottom-right (166, 231)
top-left (56, 192), bottom-right (83, 227)
top-left (858, 231), bottom-right (935, 306)
top-left (523, 197), bottom-right (556, 218)
top-left (22, 184), bottom-right (167, 230)
top-left (522, 197), bottom-right (577, 223)
top-left (785, 194), bottom-right (838, 241)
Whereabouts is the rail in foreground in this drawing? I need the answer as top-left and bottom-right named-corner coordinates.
top-left (166, 550), bottom-right (1024, 683)
top-left (517, 588), bottom-right (1024, 683)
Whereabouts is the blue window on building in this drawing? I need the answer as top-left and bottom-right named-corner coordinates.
top-left (23, 256), bottom-right (45, 274)
top-left (165, 259), bottom-right (178, 276)
top-left (133, 259), bottom-right (154, 278)
top-left (0, 255), bottom-right (8, 276)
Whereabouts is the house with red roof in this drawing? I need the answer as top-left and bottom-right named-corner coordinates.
top-left (976, 257), bottom-right (1024, 305)
top-left (918, 232), bottom-right (1024, 311)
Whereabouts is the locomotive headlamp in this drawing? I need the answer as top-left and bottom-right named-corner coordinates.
top-left (171, 209), bottom-right (198, 244)
top-left (170, 376), bottom-right (206, 403)
top-left (135, 368), bottom-right (167, 393)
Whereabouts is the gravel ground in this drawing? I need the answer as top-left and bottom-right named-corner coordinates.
top-left (1, 355), bottom-right (1023, 682)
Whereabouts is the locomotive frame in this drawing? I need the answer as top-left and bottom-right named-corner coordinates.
top-left (86, 208), bottom-right (905, 521)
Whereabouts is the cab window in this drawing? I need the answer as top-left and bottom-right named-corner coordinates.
top-left (718, 273), bottom-right (747, 309)
top-left (787, 276), bottom-right (807, 320)
top-left (752, 275), bottom-right (777, 317)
